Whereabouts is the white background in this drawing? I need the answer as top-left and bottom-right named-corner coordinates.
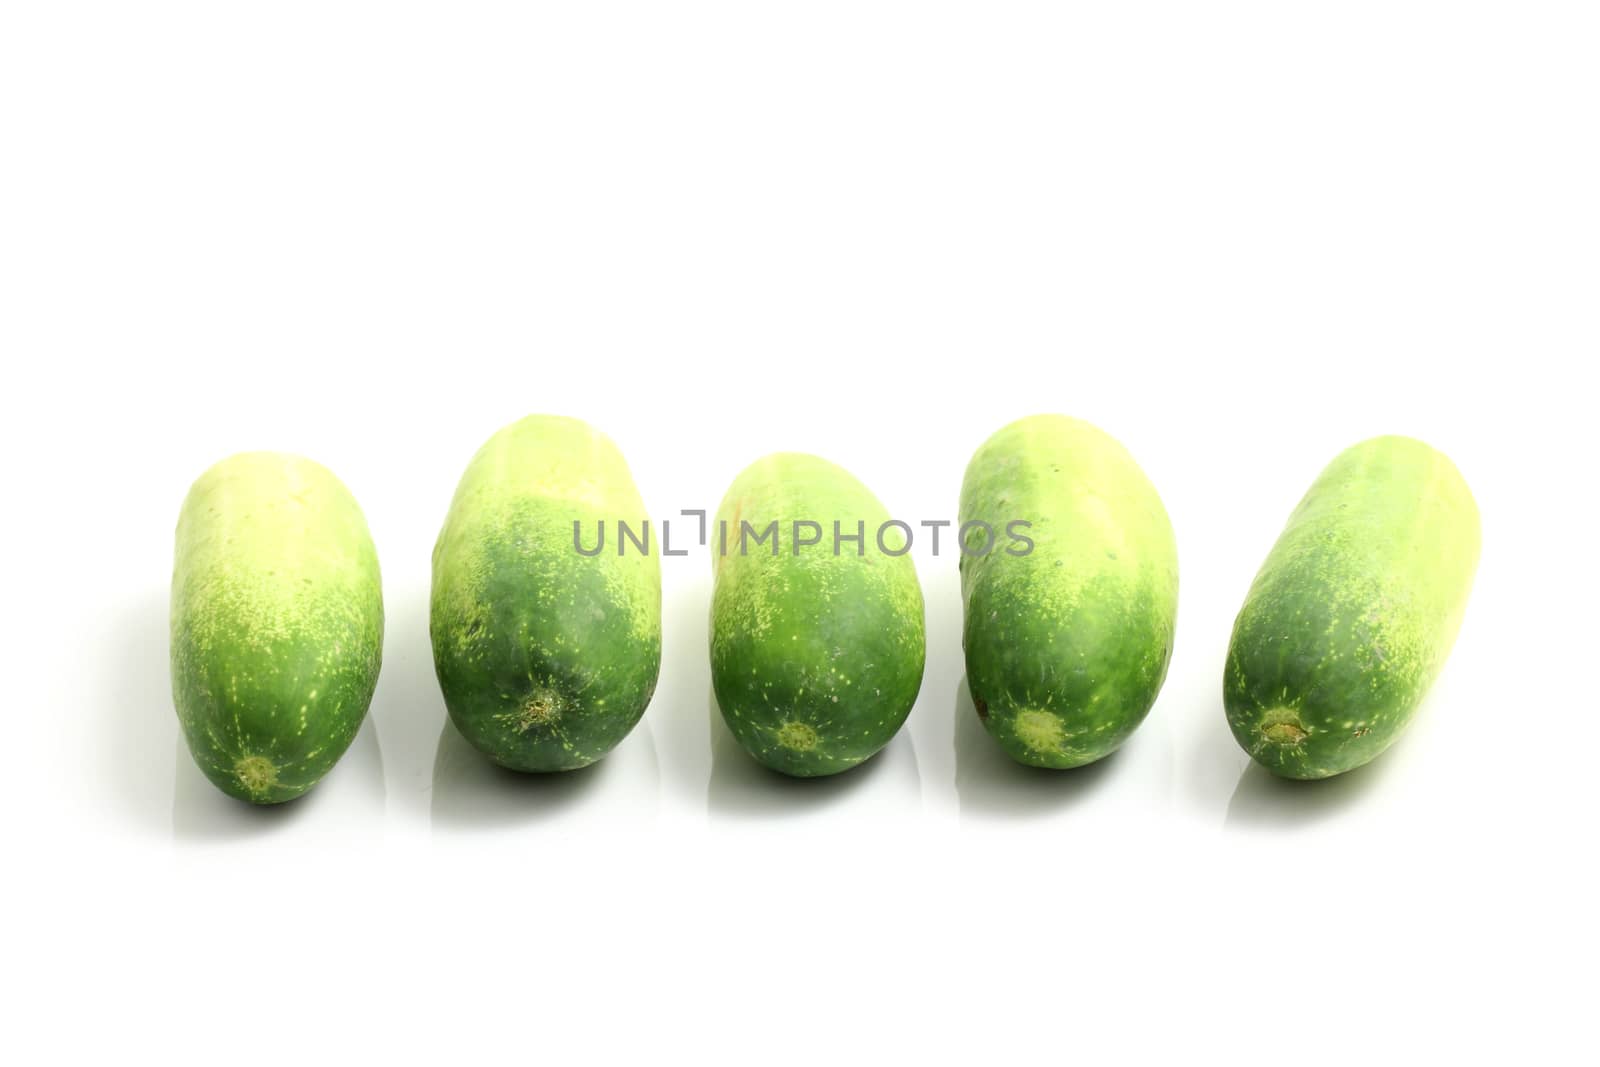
top-left (3, 2), bottom-right (1596, 1062)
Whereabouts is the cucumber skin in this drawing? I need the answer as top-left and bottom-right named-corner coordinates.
top-left (1225, 436), bottom-right (1481, 779)
top-left (711, 453), bottom-right (926, 777)
top-left (430, 416), bottom-right (661, 772)
top-left (959, 416), bottom-right (1178, 768)
top-left (170, 453), bottom-right (384, 804)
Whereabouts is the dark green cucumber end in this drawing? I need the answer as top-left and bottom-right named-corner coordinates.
top-left (196, 753), bottom-right (315, 805)
top-left (1231, 705), bottom-right (1347, 780)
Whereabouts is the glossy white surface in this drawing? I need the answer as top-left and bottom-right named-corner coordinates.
top-left (5, 3), bottom-right (1595, 1062)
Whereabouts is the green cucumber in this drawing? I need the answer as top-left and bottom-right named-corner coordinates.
top-left (430, 415), bottom-right (661, 772)
top-left (710, 453), bottom-right (925, 777)
top-left (1225, 435), bottom-right (1480, 779)
top-left (170, 453), bottom-right (384, 804)
top-left (959, 415), bottom-right (1178, 768)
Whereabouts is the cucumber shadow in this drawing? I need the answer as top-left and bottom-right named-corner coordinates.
top-left (369, 581), bottom-right (448, 816)
top-left (953, 676), bottom-right (1123, 817)
top-left (1223, 685), bottom-right (1443, 828)
top-left (706, 688), bottom-right (921, 817)
top-left (1225, 753), bottom-right (1388, 828)
top-left (103, 589), bottom-right (179, 836)
top-left (646, 570), bottom-right (716, 806)
top-left (172, 716), bottom-right (385, 841)
top-left (1189, 699), bottom-right (1254, 815)
top-left (430, 716), bottom-right (660, 830)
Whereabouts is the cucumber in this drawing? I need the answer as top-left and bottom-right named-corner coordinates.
top-left (431, 415), bottom-right (661, 772)
top-left (959, 415), bottom-right (1178, 768)
top-left (710, 453), bottom-right (925, 777)
top-left (1225, 435), bottom-right (1480, 779)
top-left (170, 453), bottom-right (384, 804)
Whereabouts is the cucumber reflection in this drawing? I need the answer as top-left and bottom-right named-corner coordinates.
top-left (430, 716), bottom-right (660, 829)
top-left (1225, 757), bottom-right (1386, 828)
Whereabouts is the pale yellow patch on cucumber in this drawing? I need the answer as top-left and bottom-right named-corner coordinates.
top-left (173, 452), bottom-right (382, 654)
top-left (957, 414), bottom-right (1178, 642)
top-left (710, 452), bottom-right (925, 657)
top-left (433, 416), bottom-right (661, 646)
top-left (1258, 707), bottom-right (1308, 745)
top-left (234, 755), bottom-right (278, 794)
top-left (512, 688), bottom-right (563, 731)
top-left (1013, 708), bottom-right (1068, 752)
top-left (777, 720), bottom-right (819, 752)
